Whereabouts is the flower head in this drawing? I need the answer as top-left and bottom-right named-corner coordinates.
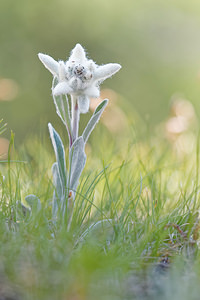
top-left (38, 44), bottom-right (121, 113)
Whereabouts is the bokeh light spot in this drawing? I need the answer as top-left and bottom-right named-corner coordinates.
top-left (0, 138), bottom-right (9, 159)
top-left (0, 78), bottom-right (19, 101)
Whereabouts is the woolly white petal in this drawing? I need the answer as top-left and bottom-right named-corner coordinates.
top-left (53, 82), bottom-right (72, 96)
top-left (78, 95), bottom-right (90, 114)
top-left (85, 85), bottom-right (100, 98)
top-left (38, 53), bottom-right (59, 76)
top-left (58, 61), bottom-right (66, 81)
top-left (94, 63), bottom-right (121, 81)
top-left (69, 44), bottom-right (86, 63)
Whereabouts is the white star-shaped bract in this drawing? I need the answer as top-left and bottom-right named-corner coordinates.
top-left (38, 44), bottom-right (121, 113)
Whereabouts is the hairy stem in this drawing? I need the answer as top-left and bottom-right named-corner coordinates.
top-left (67, 95), bottom-right (80, 226)
top-left (61, 96), bottom-right (73, 147)
top-left (71, 95), bottom-right (80, 144)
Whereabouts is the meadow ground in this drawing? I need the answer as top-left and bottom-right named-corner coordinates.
top-left (0, 102), bottom-right (200, 300)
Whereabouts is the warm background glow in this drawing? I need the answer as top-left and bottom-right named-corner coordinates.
top-left (1, 0), bottom-right (200, 145)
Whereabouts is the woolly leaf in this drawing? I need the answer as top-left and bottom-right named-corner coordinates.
top-left (38, 53), bottom-right (59, 76)
top-left (16, 201), bottom-right (31, 218)
top-left (25, 194), bottom-right (41, 212)
top-left (78, 95), bottom-right (90, 114)
top-left (69, 136), bottom-right (86, 191)
top-left (82, 99), bottom-right (108, 143)
top-left (52, 162), bottom-right (62, 218)
top-left (48, 123), bottom-right (67, 190)
top-left (94, 63), bottom-right (121, 81)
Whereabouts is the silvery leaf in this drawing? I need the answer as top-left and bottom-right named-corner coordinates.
top-left (94, 63), bottom-right (121, 81)
top-left (38, 53), bottom-right (59, 76)
top-left (69, 43), bottom-right (86, 63)
top-left (16, 200), bottom-right (31, 217)
top-left (52, 162), bottom-right (63, 199)
top-left (48, 123), bottom-right (67, 190)
top-left (53, 81), bottom-right (73, 96)
top-left (85, 85), bottom-right (100, 98)
top-left (82, 99), bottom-right (108, 143)
top-left (78, 95), bottom-right (90, 114)
top-left (69, 136), bottom-right (86, 191)
top-left (52, 78), bottom-right (72, 143)
top-left (25, 194), bottom-right (41, 212)
top-left (52, 162), bottom-right (63, 218)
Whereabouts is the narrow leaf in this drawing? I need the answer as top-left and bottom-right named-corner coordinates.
top-left (38, 53), bottom-right (59, 76)
top-left (69, 136), bottom-right (86, 191)
top-left (82, 99), bottom-right (108, 143)
top-left (48, 123), bottom-right (67, 190)
top-left (52, 162), bottom-right (62, 218)
top-left (52, 162), bottom-right (63, 199)
top-left (8, 131), bottom-right (15, 202)
top-left (94, 63), bottom-right (121, 81)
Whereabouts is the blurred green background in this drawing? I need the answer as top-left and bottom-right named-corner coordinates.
top-left (1, 0), bottom-right (200, 144)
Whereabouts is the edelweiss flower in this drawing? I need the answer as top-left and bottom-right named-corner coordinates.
top-left (38, 44), bottom-right (121, 113)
